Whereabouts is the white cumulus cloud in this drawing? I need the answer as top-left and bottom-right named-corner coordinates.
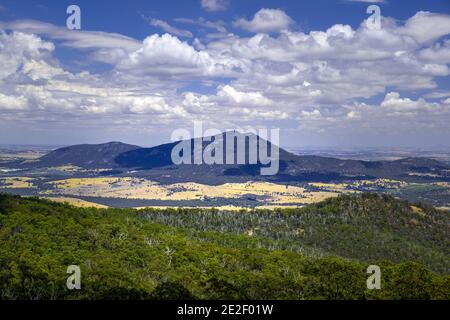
top-left (233, 8), bottom-right (294, 33)
top-left (201, 0), bottom-right (228, 12)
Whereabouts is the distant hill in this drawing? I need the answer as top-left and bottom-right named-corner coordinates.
top-left (27, 142), bottom-right (140, 169)
top-left (114, 131), bottom-right (292, 168)
top-left (114, 132), bottom-right (450, 184)
top-left (19, 133), bottom-right (450, 184)
top-left (138, 192), bottom-right (450, 274)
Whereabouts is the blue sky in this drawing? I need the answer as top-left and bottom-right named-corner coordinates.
top-left (0, 0), bottom-right (449, 147)
top-left (2, 0), bottom-right (449, 33)
top-left (2, 0), bottom-right (449, 69)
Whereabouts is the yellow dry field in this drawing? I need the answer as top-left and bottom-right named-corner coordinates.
top-left (410, 205), bottom-right (426, 217)
top-left (46, 177), bottom-right (341, 205)
top-left (0, 151), bottom-right (45, 161)
top-left (255, 205), bottom-right (301, 210)
top-left (434, 182), bottom-right (450, 187)
top-left (408, 172), bottom-right (441, 178)
top-left (44, 197), bottom-right (108, 209)
top-left (0, 177), bottom-right (35, 188)
top-left (53, 167), bottom-right (119, 174)
top-left (309, 182), bottom-right (349, 192)
top-left (134, 205), bottom-right (251, 211)
top-left (310, 179), bottom-right (407, 192)
top-left (48, 165), bottom-right (84, 172)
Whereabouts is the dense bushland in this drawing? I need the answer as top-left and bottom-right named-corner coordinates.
top-left (0, 193), bottom-right (448, 300)
top-left (138, 193), bottom-right (449, 273)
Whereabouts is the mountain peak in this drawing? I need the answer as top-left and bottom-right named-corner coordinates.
top-left (29, 141), bottom-right (141, 169)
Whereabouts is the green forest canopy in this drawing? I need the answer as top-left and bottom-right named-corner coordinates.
top-left (0, 193), bottom-right (448, 300)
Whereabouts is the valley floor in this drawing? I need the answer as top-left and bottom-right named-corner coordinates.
top-left (1, 174), bottom-right (449, 209)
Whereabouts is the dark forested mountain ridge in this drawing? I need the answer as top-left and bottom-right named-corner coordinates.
top-left (20, 142), bottom-right (141, 169)
top-left (12, 133), bottom-right (450, 184)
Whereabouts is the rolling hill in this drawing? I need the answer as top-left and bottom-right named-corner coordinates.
top-left (0, 193), bottom-right (448, 300)
top-left (15, 132), bottom-right (450, 184)
top-left (22, 142), bottom-right (140, 169)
